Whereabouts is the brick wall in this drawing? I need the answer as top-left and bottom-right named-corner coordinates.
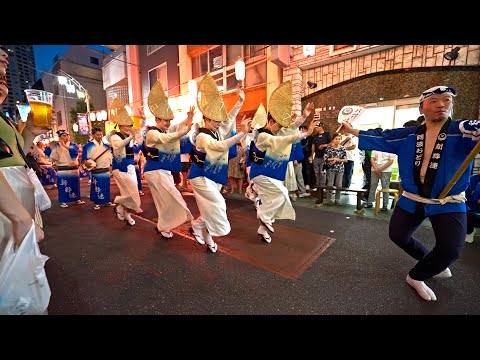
top-left (284, 45), bottom-right (480, 115)
top-left (285, 45), bottom-right (480, 174)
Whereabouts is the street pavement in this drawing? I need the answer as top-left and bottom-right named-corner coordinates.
top-left (38, 177), bottom-right (480, 315)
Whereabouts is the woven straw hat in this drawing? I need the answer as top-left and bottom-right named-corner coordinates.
top-left (110, 99), bottom-right (133, 126)
top-left (115, 107), bottom-right (134, 126)
top-left (268, 80), bottom-right (293, 127)
top-left (197, 73), bottom-right (228, 122)
top-left (251, 103), bottom-right (267, 129)
top-left (148, 81), bottom-right (174, 120)
top-left (109, 98), bottom-right (125, 124)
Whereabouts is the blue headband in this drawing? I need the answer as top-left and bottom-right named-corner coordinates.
top-left (419, 86), bottom-right (457, 103)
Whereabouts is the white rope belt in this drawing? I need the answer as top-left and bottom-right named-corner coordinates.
top-left (402, 191), bottom-right (466, 205)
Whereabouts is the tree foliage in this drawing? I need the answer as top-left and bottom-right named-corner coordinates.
top-left (69, 100), bottom-right (104, 144)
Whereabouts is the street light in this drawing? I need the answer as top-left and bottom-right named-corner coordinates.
top-left (57, 69), bottom-right (92, 130)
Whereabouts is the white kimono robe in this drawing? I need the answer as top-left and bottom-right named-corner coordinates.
top-left (110, 133), bottom-right (143, 213)
top-left (144, 122), bottom-right (193, 232)
top-left (189, 98), bottom-right (245, 237)
top-left (251, 117), bottom-right (306, 226)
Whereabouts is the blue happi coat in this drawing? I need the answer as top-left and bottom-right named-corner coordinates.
top-left (358, 119), bottom-right (480, 216)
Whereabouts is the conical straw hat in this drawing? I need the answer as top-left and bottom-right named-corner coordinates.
top-left (148, 81), bottom-right (174, 120)
top-left (197, 73), bottom-right (228, 122)
top-left (251, 103), bottom-right (267, 129)
top-left (109, 97), bottom-right (125, 123)
top-left (268, 81), bottom-right (292, 127)
top-left (114, 106), bottom-right (134, 126)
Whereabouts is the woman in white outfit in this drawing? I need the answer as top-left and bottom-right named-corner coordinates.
top-left (244, 103), bottom-right (267, 210)
top-left (188, 73), bottom-right (249, 253)
top-left (249, 81), bottom-right (315, 243)
top-left (143, 81), bottom-right (195, 238)
top-left (109, 103), bottom-right (143, 226)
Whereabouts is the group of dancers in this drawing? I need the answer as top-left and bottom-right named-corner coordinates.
top-left (45, 75), bottom-right (480, 302)
top-left (106, 73), bottom-right (316, 253)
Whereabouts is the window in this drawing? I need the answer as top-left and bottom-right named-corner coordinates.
top-left (329, 45), bottom-right (357, 56)
top-left (244, 45), bottom-right (266, 60)
top-left (90, 57), bottom-right (99, 65)
top-left (148, 63), bottom-right (167, 92)
top-left (226, 45), bottom-right (242, 65)
top-left (191, 45), bottom-right (267, 92)
top-left (192, 52), bottom-right (208, 79)
top-left (209, 47), bottom-right (223, 71)
top-left (147, 45), bottom-right (165, 55)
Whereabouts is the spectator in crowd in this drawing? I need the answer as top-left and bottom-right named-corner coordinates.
top-left (323, 133), bottom-right (347, 205)
top-left (299, 125), bottom-right (315, 191)
top-left (310, 122), bottom-right (331, 191)
top-left (364, 150), bottom-right (397, 211)
top-left (341, 132), bottom-right (357, 189)
top-left (228, 142), bottom-right (246, 194)
top-left (403, 119), bottom-right (421, 128)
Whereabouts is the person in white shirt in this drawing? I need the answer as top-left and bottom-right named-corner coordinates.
top-left (364, 150), bottom-right (396, 210)
top-left (341, 133), bottom-right (357, 189)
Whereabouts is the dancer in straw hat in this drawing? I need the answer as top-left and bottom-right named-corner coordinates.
top-left (249, 81), bottom-right (315, 243)
top-left (109, 101), bottom-right (144, 226)
top-left (142, 81), bottom-right (195, 239)
top-left (188, 73), bottom-right (250, 253)
top-left (244, 103), bottom-right (267, 210)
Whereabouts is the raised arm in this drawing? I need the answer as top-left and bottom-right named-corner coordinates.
top-left (219, 84), bottom-right (245, 138)
top-left (292, 101), bottom-right (315, 128)
top-left (340, 121), bottom-right (360, 137)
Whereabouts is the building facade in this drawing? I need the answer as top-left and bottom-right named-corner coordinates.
top-left (0, 45), bottom-right (36, 122)
top-left (40, 45), bottom-right (108, 134)
top-left (102, 45), bottom-right (281, 130)
top-left (285, 45), bottom-right (480, 132)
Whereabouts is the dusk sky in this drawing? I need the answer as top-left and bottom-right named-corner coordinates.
top-left (33, 45), bottom-right (112, 77)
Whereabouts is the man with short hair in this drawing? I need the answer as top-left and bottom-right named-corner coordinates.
top-left (49, 130), bottom-right (85, 208)
top-left (81, 127), bottom-right (115, 210)
top-left (342, 85), bottom-right (480, 302)
top-left (310, 123), bottom-right (331, 191)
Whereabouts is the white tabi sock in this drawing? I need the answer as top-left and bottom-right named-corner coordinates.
top-left (406, 275), bottom-right (437, 301)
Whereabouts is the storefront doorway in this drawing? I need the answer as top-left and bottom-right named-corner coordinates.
top-left (350, 97), bottom-right (421, 190)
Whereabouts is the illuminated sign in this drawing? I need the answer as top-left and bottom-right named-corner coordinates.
top-left (77, 113), bottom-right (90, 135)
